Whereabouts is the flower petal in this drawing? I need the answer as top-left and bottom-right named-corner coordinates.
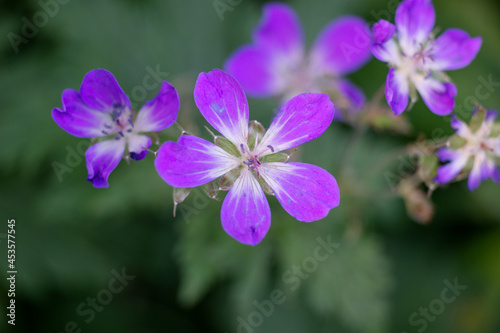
top-left (134, 81), bottom-right (180, 133)
top-left (221, 169), bottom-right (271, 246)
top-left (80, 69), bottom-right (131, 112)
top-left (194, 69), bottom-right (249, 146)
top-left (128, 134), bottom-right (152, 161)
top-left (253, 3), bottom-right (303, 61)
top-left (52, 89), bottom-right (112, 138)
top-left (385, 68), bottom-right (409, 115)
top-left (225, 46), bottom-right (285, 97)
top-left (261, 162), bottom-right (339, 222)
top-left (373, 19), bottom-right (396, 44)
top-left (85, 139), bottom-right (126, 188)
top-left (436, 148), bottom-right (459, 162)
top-left (429, 29), bottom-right (482, 71)
top-left (256, 93), bottom-right (334, 154)
top-left (415, 79), bottom-right (456, 116)
top-left (435, 153), bottom-right (468, 185)
top-left (468, 154), bottom-right (485, 191)
top-left (154, 135), bottom-right (239, 188)
top-left (395, 0), bottom-right (435, 54)
top-left (310, 16), bottom-right (372, 76)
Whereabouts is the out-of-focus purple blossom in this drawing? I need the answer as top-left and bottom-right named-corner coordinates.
top-left (435, 109), bottom-right (500, 191)
top-left (225, 2), bottom-right (372, 120)
top-left (372, 0), bottom-right (482, 115)
top-left (52, 69), bottom-right (180, 187)
top-left (155, 69), bottom-right (340, 245)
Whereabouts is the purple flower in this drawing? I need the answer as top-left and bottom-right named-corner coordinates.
top-left (435, 109), bottom-right (500, 191)
top-left (52, 69), bottom-right (180, 188)
top-left (155, 69), bottom-right (340, 245)
top-left (372, 0), bottom-right (482, 115)
top-left (225, 2), bottom-right (372, 120)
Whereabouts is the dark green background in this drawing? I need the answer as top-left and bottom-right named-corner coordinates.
top-left (1, 0), bottom-right (500, 332)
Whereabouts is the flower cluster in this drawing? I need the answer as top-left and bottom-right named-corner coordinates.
top-left (52, 0), bottom-right (496, 243)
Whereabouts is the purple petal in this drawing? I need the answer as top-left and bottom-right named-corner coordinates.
top-left (221, 170), bottom-right (271, 246)
top-left (261, 162), bottom-right (339, 222)
top-left (52, 89), bottom-right (112, 138)
top-left (194, 69), bottom-right (249, 146)
top-left (486, 109), bottom-right (498, 122)
top-left (255, 93), bottom-right (334, 154)
top-left (134, 81), bottom-right (180, 133)
top-left (450, 115), bottom-right (469, 136)
top-left (371, 37), bottom-right (400, 62)
top-left (372, 19), bottom-right (396, 44)
top-left (85, 139), bottom-right (126, 188)
top-left (429, 29), bottom-right (482, 71)
top-left (468, 158), bottom-right (483, 191)
top-left (396, 0), bottom-right (435, 54)
top-left (128, 134), bottom-right (152, 161)
top-left (415, 79), bottom-right (456, 116)
top-left (436, 148), bottom-right (459, 162)
top-left (253, 3), bottom-right (303, 59)
top-left (225, 46), bottom-right (285, 97)
top-left (333, 79), bottom-right (366, 121)
top-left (80, 69), bottom-right (131, 112)
top-left (385, 68), bottom-right (409, 115)
top-left (154, 135), bottom-right (239, 188)
top-left (310, 16), bottom-right (372, 76)
top-left (435, 154), bottom-right (468, 185)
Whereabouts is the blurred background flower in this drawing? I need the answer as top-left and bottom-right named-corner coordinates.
top-left (1, 0), bottom-right (500, 332)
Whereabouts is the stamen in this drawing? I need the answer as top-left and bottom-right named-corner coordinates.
top-left (128, 118), bottom-right (134, 128)
top-left (118, 131), bottom-right (124, 137)
top-left (114, 136), bottom-right (121, 140)
top-left (126, 129), bottom-right (132, 133)
top-left (240, 144), bottom-right (245, 154)
top-left (102, 130), bottom-right (108, 135)
top-left (267, 145), bottom-right (274, 153)
top-left (243, 159), bottom-right (254, 166)
top-left (103, 123), bottom-right (112, 129)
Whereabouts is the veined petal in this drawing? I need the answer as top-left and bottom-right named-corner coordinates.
top-left (221, 169), bottom-right (271, 246)
top-left (127, 134), bottom-right (152, 161)
top-left (261, 162), bottom-right (339, 222)
top-left (385, 68), bottom-right (409, 115)
top-left (256, 93), bottom-right (334, 155)
top-left (310, 16), bottom-right (372, 76)
top-left (154, 135), bottom-right (239, 188)
top-left (435, 153), bottom-right (468, 184)
top-left (134, 81), bottom-right (180, 133)
top-left (253, 3), bottom-right (303, 61)
top-left (225, 46), bottom-right (285, 97)
top-left (52, 89), bottom-right (113, 138)
top-left (395, 0), bottom-right (435, 55)
top-left (429, 29), bottom-right (482, 71)
top-left (85, 139), bottom-right (126, 188)
top-left (415, 79), bottom-right (456, 116)
top-left (80, 69), bottom-right (131, 113)
top-left (194, 69), bottom-right (249, 146)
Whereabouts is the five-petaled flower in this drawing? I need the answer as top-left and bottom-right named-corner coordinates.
top-left (435, 109), bottom-right (500, 191)
top-left (52, 69), bottom-right (180, 188)
top-left (225, 2), bottom-right (372, 121)
top-left (371, 0), bottom-right (482, 115)
top-left (154, 69), bottom-right (340, 245)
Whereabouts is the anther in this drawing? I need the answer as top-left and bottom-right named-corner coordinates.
top-left (267, 145), bottom-right (274, 153)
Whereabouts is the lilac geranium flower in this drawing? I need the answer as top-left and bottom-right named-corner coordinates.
top-left (435, 109), bottom-right (500, 191)
top-left (155, 69), bottom-right (340, 245)
top-left (372, 0), bottom-right (482, 115)
top-left (52, 69), bottom-right (180, 188)
top-left (225, 2), bottom-right (371, 120)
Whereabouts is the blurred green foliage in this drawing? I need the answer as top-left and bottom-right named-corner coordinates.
top-left (1, 0), bottom-right (500, 332)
